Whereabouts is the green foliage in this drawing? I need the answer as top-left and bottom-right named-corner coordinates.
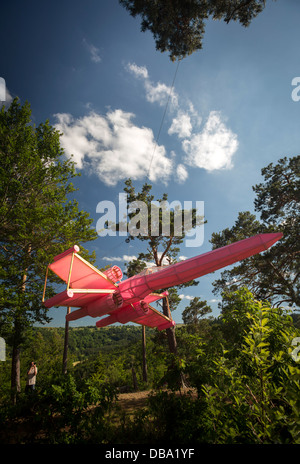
top-left (0, 374), bottom-right (117, 444)
top-left (119, 0), bottom-right (269, 61)
top-left (122, 179), bottom-right (204, 270)
top-left (22, 329), bottom-right (65, 389)
top-left (118, 290), bottom-right (300, 444)
top-left (145, 390), bottom-right (207, 443)
top-left (0, 98), bottom-right (97, 395)
top-left (1, 290), bottom-right (300, 444)
top-left (182, 297), bottom-right (212, 329)
top-left (118, 179), bottom-right (202, 365)
top-left (195, 290), bottom-right (300, 443)
top-left (118, 179), bottom-right (203, 368)
top-left (0, 99), bottom-right (97, 327)
top-left (210, 156), bottom-right (300, 308)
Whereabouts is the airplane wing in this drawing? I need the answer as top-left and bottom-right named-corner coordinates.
top-left (94, 292), bottom-right (175, 331)
top-left (43, 246), bottom-right (174, 330)
top-left (130, 304), bottom-right (175, 331)
top-left (43, 245), bottom-right (121, 309)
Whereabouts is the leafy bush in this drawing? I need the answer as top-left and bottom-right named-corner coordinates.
top-left (0, 374), bottom-right (117, 444)
top-left (1, 289), bottom-right (299, 444)
top-left (120, 290), bottom-right (300, 444)
top-left (161, 291), bottom-right (300, 443)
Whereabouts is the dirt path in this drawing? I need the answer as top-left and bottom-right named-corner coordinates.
top-left (117, 390), bottom-right (151, 412)
top-left (117, 388), bottom-right (197, 413)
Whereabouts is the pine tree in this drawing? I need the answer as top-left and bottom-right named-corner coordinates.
top-left (119, 180), bottom-right (204, 389)
top-left (182, 297), bottom-right (212, 328)
top-left (210, 156), bottom-right (300, 309)
top-left (0, 99), bottom-right (97, 400)
top-left (119, 0), bottom-right (270, 61)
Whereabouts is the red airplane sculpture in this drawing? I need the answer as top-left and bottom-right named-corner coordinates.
top-left (43, 233), bottom-right (282, 330)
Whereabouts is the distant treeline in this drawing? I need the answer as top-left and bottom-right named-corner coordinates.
top-left (34, 324), bottom-right (154, 359)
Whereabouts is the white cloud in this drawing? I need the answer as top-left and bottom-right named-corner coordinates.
top-left (55, 63), bottom-right (239, 189)
top-left (55, 109), bottom-right (173, 186)
top-left (145, 81), bottom-right (178, 108)
top-left (102, 256), bottom-right (123, 262)
top-left (187, 102), bottom-right (202, 127)
top-left (127, 62), bottom-right (149, 80)
top-left (102, 255), bottom-right (138, 263)
top-left (156, 252), bottom-right (172, 266)
top-left (179, 294), bottom-right (195, 301)
top-left (0, 85), bottom-right (14, 107)
top-left (127, 62), bottom-right (178, 109)
top-left (123, 255), bottom-right (139, 263)
top-left (176, 164), bottom-right (188, 183)
top-left (182, 111), bottom-right (238, 171)
top-left (101, 252), bottom-right (175, 268)
top-left (127, 63), bottom-right (239, 175)
top-left (168, 111), bottom-right (192, 138)
top-left (0, 78), bottom-right (5, 102)
top-left (83, 38), bottom-right (101, 63)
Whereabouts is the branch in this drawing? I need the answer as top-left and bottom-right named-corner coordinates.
top-left (224, 0), bottom-right (264, 24)
top-left (158, 236), bottom-right (173, 266)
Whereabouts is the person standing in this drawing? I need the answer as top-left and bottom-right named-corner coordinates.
top-left (26, 361), bottom-right (37, 393)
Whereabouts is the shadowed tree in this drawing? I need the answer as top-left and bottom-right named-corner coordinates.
top-left (122, 179), bottom-right (204, 354)
top-left (119, 179), bottom-right (205, 387)
top-left (119, 0), bottom-right (272, 61)
top-left (210, 156), bottom-right (299, 309)
top-left (0, 99), bottom-right (97, 400)
top-left (182, 297), bottom-right (212, 332)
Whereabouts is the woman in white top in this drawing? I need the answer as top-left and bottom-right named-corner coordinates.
top-left (25, 361), bottom-right (38, 393)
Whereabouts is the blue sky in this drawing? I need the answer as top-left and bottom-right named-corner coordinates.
top-left (2, 0), bottom-right (300, 327)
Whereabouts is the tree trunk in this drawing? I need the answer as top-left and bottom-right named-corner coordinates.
top-left (142, 325), bottom-right (148, 383)
top-left (62, 307), bottom-right (71, 374)
top-left (131, 365), bottom-right (138, 391)
top-left (162, 299), bottom-right (178, 355)
top-left (11, 267), bottom-right (29, 403)
top-left (162, 298), bottom-right (188, 389)
top-left (11, 338), bottom-right (21, 404)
